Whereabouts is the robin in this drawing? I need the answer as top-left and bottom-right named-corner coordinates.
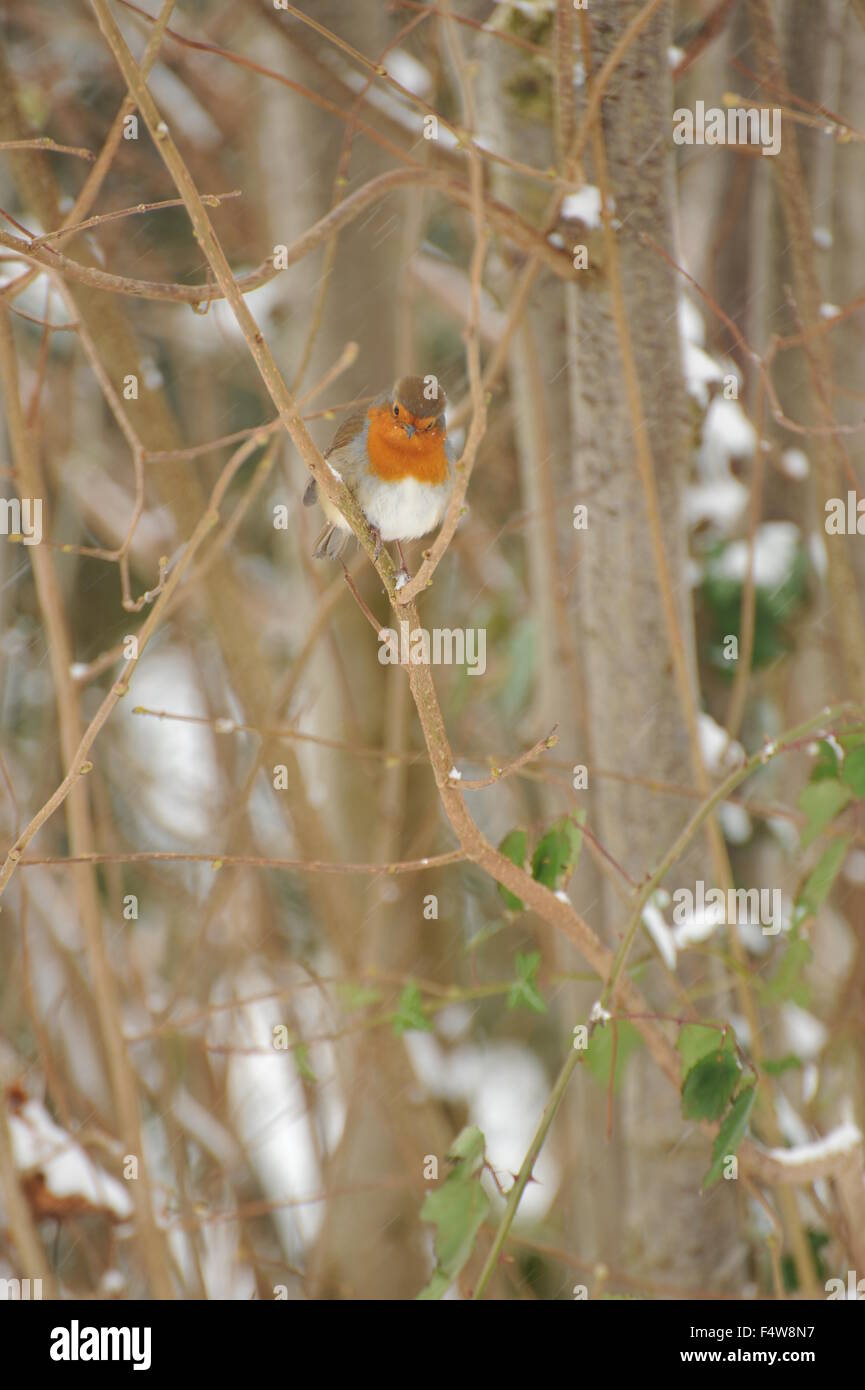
top-left (303, 375), bottom-right (454, 578)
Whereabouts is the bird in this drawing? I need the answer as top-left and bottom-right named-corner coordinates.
top-left (303, 375), bottom-right (454, 578)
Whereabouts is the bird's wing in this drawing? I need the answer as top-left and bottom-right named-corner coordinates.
top-left (325, 405), bottom-right (370, 459)
top-left (302, 403), bottom-right (371, 506)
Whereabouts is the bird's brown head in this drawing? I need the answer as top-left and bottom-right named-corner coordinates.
top-left (365, 375), bottom-right (449, 483)
top-left (392, 375), bottom-right (447, 426)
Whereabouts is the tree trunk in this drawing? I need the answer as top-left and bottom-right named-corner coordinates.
top-left (567, 0), bottom-right (743, 1286)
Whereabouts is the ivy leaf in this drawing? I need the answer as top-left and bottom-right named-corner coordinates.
top-left (762, 931), bottom-right (812, 1006)
top-left (677, 1024), bottom-right (733, 1078)
top-left (497, 829), bottom-right (528, 912)
top-left (762, 1054), bottom-right (802, 1077)
top-left (797, 780), bottom-right (852, 850)
top-left (506, 951), bottom-right (547, 1015)
top-left (681, 1049), bottom-right (740, 1121)
top-left (703, 1084), bottom-right (757, 1190)
top-left (391, 982), bottom-right (432, 1035)
top-left (584, 1020), bottom-right (643, 1093)
top-left (531, 813), bottom-right (584, 890)
top-left (795, 835), bottom-right (852, 923)
top-left (418, 1125), bottom-right (490, 1300)
top-left (809, 740), bottom-right (840, 783)
top-left (841, 745), bottom-right (865, 797)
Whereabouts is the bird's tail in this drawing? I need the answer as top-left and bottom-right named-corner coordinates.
top-left (312, 523), bottom-right (351, 560)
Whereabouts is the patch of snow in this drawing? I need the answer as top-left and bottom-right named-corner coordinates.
top-left (711, 520), bottom-right (799, 588)
top-left (812, 227), bottom-right (832, 250)
top-left (682, 340), bottom-right (724, 407)
top-left (766, 1119), bottom-right (862, 1168)
top-left (491, 0), bottom-right (555, 14)
top-left (781, 1003), bottom-right (827, 1060)
top-left (405, 1033), bottom-right (558, 1221)
top-left (641, 902), bottom-right (677, 970)
top-left (435, 1004), bottom-right (473, 1041)
top-left (774, 1093), bottom-right (811, 1149)
top-left (719, 801), bottom-right (752, 845)
top-left (678, 295), bottom-right (705, 346)
top-left (698, 712), bottom-right (744, 776)
top-left (385, 49), bottom-right (432, 98)
top-left (672, 899), bottom-right (725, 948)
top-left (212, 965), bottom-right (344, 1258)
top-left (447, 766), bottom-right (462, 782)
top-left (698, 397), bottom-right (756, 478)
top-left (172, 1086), bottom-right (241, 1167)
top-left (686, 478), bottom-right (749, 531)
top-left (780, 448), bottom-right (809, 479)
top-left (148, 62), bottom-right (221, 149)
top-left (819, 302), bottom-right (841, 319)
top-left (767, 815), bottom-right (799, 852)
top-left (119, 647), bottom-right (221, 842)
top-left (685, 557), bottom-right (704, 588)
top-left (589, 1001), bottom-right (611, 1025)
top-left (9, 1098), bottom-right (133, 1219)
top-left (560, 185), bottom-right (609, 230)
top-left (737, 920), bottom-right (775, 955)
top-left (166, 279), bottom-right (284, 357)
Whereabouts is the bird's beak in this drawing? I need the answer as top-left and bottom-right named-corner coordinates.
top-left (403, 422), bottom-right (416, 439)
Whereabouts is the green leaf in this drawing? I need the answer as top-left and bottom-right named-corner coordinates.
top-left (810, 740), bottom-right (840, 782)
top-left (762, 931), bottom-right (812, 1006)
top-left (703, 1084), bottom-right (757, 1190)
top-left (762, 1053), bottom-right (803, 1077)
top-left (797, 780), bottom-right (852, 850)
top-left (497, 829), bottom-right (527, 912)
top-left (677, 1024), bottom-right (733, 1078)
top-left (531, 813), bottom-right (584, 890)
top-left (841, 745), bottom-right (865, 797)
top-left (446, 1124), bottom-right (486, 1169)
top-left (418, 1125), bottom-right (490, 1300)
top-left (681, 1049), bottom-right (740, 1121)
top-left (584, 1020), bottom-right (643, 1093)
top-left (293, 1043), bottom-right (317, 1083)
top-left (701, 544), bottom-right (805, 672)
top-left (796, 835), bottom-right (852, 921)
top-left (506, 951), bottom-right (547, 1015)
top-left (336, 982), bottom-right (382, 1011)
top-left (391, 982), bottom-right (432, 1035)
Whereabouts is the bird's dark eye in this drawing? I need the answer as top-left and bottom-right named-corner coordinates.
top-left (393, 405), bottom-right (400, 417)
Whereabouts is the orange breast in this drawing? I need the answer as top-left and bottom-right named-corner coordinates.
top-left (366, 406), bottom-right (450, 485)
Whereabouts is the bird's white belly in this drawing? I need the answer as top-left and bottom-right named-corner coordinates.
top-left (358, 475), bottom-right (450, 541)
